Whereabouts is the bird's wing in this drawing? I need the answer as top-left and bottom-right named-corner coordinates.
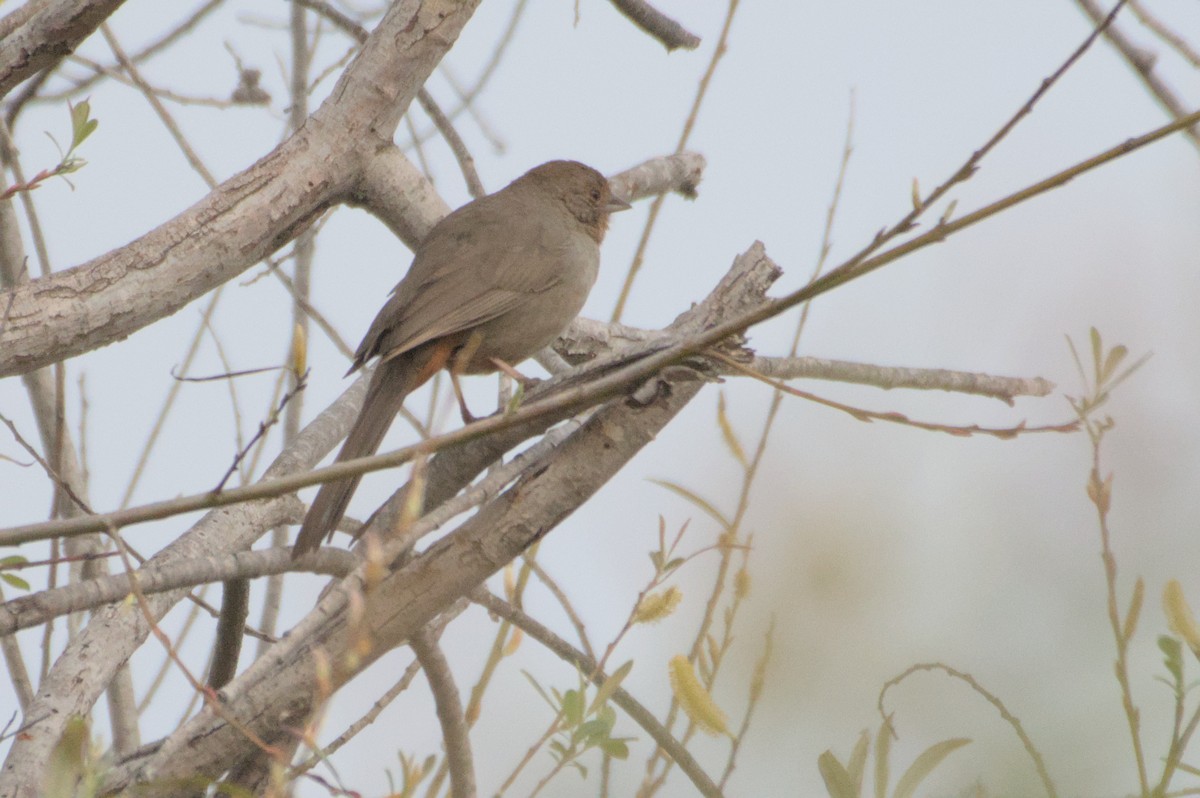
top-left (352, 198), bottom-right (567, 369)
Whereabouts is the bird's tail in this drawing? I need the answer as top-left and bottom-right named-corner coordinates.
top-left (292, 354), bottom-right (427, 558)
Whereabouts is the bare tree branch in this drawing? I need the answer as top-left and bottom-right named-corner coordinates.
top-left (0, 0), bottom-right (129, 100)
top-left (1073, 0), bottom-right (1200, 151)
top-left (747, 355), bottom-right (1055, 403)
top-left (411, 629), bottom-right (476, 798)
top-left (0, 0), bottom-right (482, 378)
top-left (0, 547), bottom-right (352, 636)
top-left (606, 0), bottom-right (701, 52)
top-left (99, 245), bottom-right (780, 793)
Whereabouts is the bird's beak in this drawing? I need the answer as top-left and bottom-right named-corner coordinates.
top-left (606, 195), bottom-right (632, 213)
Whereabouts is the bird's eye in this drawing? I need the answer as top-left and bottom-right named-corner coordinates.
top-left (590, 189), bottom-right (602, 201)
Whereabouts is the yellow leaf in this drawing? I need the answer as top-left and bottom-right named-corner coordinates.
top-left (734, 567), bottom-right (751, 600)
top-left (502, 626), bottom-right (523, 656)
top-left (668, 655), bottom-right (728, 736)
top-left (716, 391), bottom-right (747, 467)
top-left (1164, 579), bottom-right (1200, 656)
top-left (290, 322), bottom-right (307, 378)
top-left (633, 586), bottom-right (682, 624)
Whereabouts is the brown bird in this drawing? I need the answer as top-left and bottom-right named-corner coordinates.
top-left (292, 161), bottom-right (630, 557)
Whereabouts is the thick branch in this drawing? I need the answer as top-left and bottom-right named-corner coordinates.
top-left (606, 0), bottom-right (701, 52)
top-left (0, 0), bottom-right (128, 100)
top-left (0, 0), bottom-right (482, 378)
top-left (0, 395), bottom-right (339, 796)
top-left (104, 245), bottom-right (780, 792)
top-left (747, 355), bottom-right (1055, 403)
top-left (0, 547), bottom-right (358, 637)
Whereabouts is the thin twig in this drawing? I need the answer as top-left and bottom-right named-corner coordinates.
top-left (438, 65), bottom-right (507, 153)
top-left (100, 24), bottom-right (218, 187)
top-left (105, 528), bottom-right (285, 760)
top-left (120, 290), bottom-right (223, 508)
top-left (1073, 0), bottom-right (1200, 152)
top-left (748, 354), bottom-right (1054, 403)
top-left (717, 619), bottom-right (772, 789)
top-left (294, 0), bottom-right (485, 198)
top-left (61, 55), bottom-right (237, 108)
top-left (417, 89), bottom-right (484, 198)
top-left (1128, 0), bottom-right (1200, 68)
top-left (411, 629), bottom-right (476, 798)
top-left (401, 0), bottom-right (530, 150)
top-left (879, 662), bottom-right (1058, 798)
top-left (610, 0), bottom-right (739, 322)
top-left (8, 88), bottom-right (1200, 545)
top-left (715, 352), bottom-right (1079, 438)
top-left (0, 412), bottom-right (92, 514)
top-left (26, 0), bottom-right (228, 106)
top-left (212, 372), bottom-right (308, 493)
top-left (476, 590), bottom-right (722, 798)
top-left (202, 316), bottom-right (249, 483)
top-left (137, 598), bottom-right (205, 714)
top-left (262, 251), bottom-right (355, 359)
top-left (521, 556), bottom-right (595, 661)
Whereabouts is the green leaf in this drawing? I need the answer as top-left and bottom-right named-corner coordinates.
top-left (706, 634), bottom-right (721, 673)
top-left (892, 737), bottom-right (971, 798)
top-left (44, 716), bottom-right (89, 798)
top-left (1065, 333), bottom-right (1086, 387)
top-left (1101, 344), bottom-right (1128, 385)
top-left (70, 99), bottom-right (89, 129)
top-left (938, 199), bottom-right (957, 225)
top-left (1, 572), bottom-right (30, 591)
top-left (78, 119), bottom-right (98, 147)
top-left (521, 670), bottom-right (558, 712)
top-left (69, 99), bottom-right (98, 150)
top-left (504, 381), bottom-right (525, 416)
top-left (716, 391), bottom-right (748, 467)
top-left (874, 719), bottom-right (893, 798)
top-left (562, 689), bottom-right (584, 727)
top-left (845, 729), bottom-right (869, 793)
top-left (1108, 350), bottom-right (1153, 394)
top-left (577, 718), bottom-right (611, 744)
top-left (1123, 576), bottom-right (1144, 643)
top-left (1160, 635), bottom-right (1184, 685)
top-left (0, 555), bottom-right (28, 567)
top-left (599, 738), bottom-right (630, 759)
top-left (649, 479), bottom-right (733, 531)
top-left (589, 660), bottom-right (633, 715)
top-left (817, 750), bottom-right (858, 798)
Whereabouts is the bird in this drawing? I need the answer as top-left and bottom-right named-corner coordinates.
top-left (291, 160), bottom-right (630, 557)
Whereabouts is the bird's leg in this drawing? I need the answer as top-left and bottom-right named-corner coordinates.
top-left (450, 332), bottom-right (485, 423)
top-left (489, 357), bottom-right (536, 387)
top-left (450, 371), bottom-right (475, 423)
